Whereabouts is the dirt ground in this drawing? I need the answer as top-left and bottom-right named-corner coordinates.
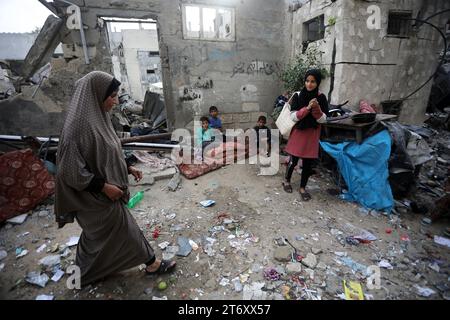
top-left (1, 162), bottom-right (449, 300)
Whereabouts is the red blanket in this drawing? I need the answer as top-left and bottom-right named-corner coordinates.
top-left (0, 149), bottom-right (55, 223)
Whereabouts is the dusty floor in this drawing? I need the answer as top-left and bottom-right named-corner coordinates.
top-left (0, 162), bottom-right (449, 300)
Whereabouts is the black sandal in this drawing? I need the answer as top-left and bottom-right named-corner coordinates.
top-left (300, 191), bottom-right (311, 201)
top-left (145, 260), bottom-right (176, 275)
top-left (282, 182), bottom-right (293, 193)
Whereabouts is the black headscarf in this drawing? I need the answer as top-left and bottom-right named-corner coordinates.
top-left (291, 69), bottom-right (327, 130)
top-left (103, 78), bottom-right (121, 102)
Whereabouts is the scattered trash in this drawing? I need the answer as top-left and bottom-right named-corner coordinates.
top-left (343, 280), bottom-right (364, 300)
top-left (200, 200), bottom-right (215, 207)
top-left (162, 246), bottom-right (179, 260)
top-left (378, 260), bottom-right (394, 270)
top-left (385, 228), bottom-right (392, 234)
top-left (344, 223), bottom-right (377, 242)
top-left (16, 248), bottom-right (28, 258)
top-left (219, 278), bottom-right (230, 286)
top-left (428, 262), bottom-right (440, 273)
top-left (280, 285), bottom-right (291, 300)
top-left (176, 237), bottom-right (192, 257)
top-left (157, 281), bottom-right (168, 291)
top-left (0, 250), bottom-right (7, 261)
top-left (60, 247), bottom-right (71, 258)
top-left (158, 241), bottom-right (170, 250)
top-left (232, 277), bottom-right (243, 292)
top-left (7, 213), bottom-right (29, 225)
top-left (51, 269), bottom-right (64, 282)
top-left (189, 239), bottom-right (199, 251)
top-left (127, 191), bottom-right (144, 209)
top-left (166, 213), bottom-right (176, 220)
top-left (243, 282), bottom-right (266, 300)
top-left (152, 296), bottom-right (168, 300)
top-left (421, 218), bottom-right (432, 225)
top-left (345, 236), bottom-right (361, 246)
top-left (274, 237), bottom-right (287, 246)
top-left (414, 285), bottom-right (436, 297)
top-left (334, 251), bottom-right (347, 257)
top-left (26, 271), bottom-right (49, 288)
top-left (37, 210), bottom-right (49, 217)
top-left (65, 236), bottom-right (80, 247)
top-left (49, 244), bottom-right (59, 253)
top-left (400, 234), bottom-right (410, 251)
top-left (434, 236), bottom-right (450, 249)
top-left (36, 244), bottom-right (47, 253)
top-left (18, 231), bottom-right (30, 237)
top-left (339, 256), bottom-right (368, 275)
top-left (39, 255), bottom-right (61, 268)
top-left (0, 263), bottom-right (4, 272)
top-left (169, 224), bottom-right (185, 232)
top-left (263, 268), bottom-right (281, 281)
top-left (152, 227), bottom-right (161, 239)
top-left (36, 294), bottom-right (54, 300)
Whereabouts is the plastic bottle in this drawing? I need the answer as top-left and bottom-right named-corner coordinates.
top-left (127, 191), bottom-right (144, 208)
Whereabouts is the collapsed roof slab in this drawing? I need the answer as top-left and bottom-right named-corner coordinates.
top-left (21, 15), bottom-right (63, 81)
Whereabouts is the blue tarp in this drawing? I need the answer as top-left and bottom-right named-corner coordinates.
top-left (320, 130), bottom-right (394, 213)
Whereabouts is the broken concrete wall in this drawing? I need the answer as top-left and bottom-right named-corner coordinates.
top-left (121, 29), bottom-right (160, 101)
top-left (290, 0), bottom-right (450, 124)
top-left (161, 0), bottom-right (288, 129)
top-left (47, 0), bottom-right (290, 130)
top-left (0, 95), bottom-right (64, 136)
top-left (21, 15), bottom-right (63, 80)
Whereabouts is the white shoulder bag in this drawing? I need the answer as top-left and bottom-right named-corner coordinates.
top-left (275, 92), bottom-right (300, 139)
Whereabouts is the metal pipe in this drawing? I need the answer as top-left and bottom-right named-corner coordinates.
top-left (120, 132), bottom-right (173, 144)
top-left (102, 18), bottom-right (157, 24)
top-left (0, 135), bottom-right (179, 150)
top-left (59, 0), bottom-right (90, 65)
top-left (122, 142), bottom-right (180, 149)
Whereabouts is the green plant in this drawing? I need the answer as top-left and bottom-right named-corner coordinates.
top-left (327, 16), bottom-right (337, 26)
top-left (280, 46), bottom-right (329, 92)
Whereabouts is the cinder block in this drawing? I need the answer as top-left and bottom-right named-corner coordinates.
top-left (150, 167), bottom-right (177, 181)
top-left (237, 112), bottom-right (251, 123)
top-left (221, 113), bottom-right (233, 124)
top-left (242, 102), bottom-right (260, 112)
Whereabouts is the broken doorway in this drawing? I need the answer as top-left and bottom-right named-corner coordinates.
top-left (103, 17), bottom-right (168, 136)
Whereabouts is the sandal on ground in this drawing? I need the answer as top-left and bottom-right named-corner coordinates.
top-left (282, 182), bottom-right (293, 193)
top-left (145, 260), bottom-right (176, 275)
top-left (300, 191), bottom-right (311, 201)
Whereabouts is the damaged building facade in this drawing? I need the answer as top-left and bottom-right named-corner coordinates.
top-left (0, 0), bottom-right (448, 136)
top-left (290, 0), bottom-right (450, 124)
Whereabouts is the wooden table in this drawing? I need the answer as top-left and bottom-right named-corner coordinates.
top-left (321, 113), bottom-right (398, 144)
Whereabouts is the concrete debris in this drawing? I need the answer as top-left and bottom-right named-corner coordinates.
top-left (274, 246), bottom-right (292, 262)
top-left (7, 214), bottom-right (29, 225)
top-left (26, 271), bottom-right (49, 288)
top-left (243, 282), bottom-right (266, 300)
top-left (301, 253), bottom-right (318, 269)
top-left (286, 262), bottom-right (302, 274)
top-left (176, 237), bottom-right (192, 257)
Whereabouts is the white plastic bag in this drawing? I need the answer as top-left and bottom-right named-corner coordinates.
top-left (275, 102), bottom-right (296, 139)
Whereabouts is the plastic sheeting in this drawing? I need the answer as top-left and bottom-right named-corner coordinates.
top-left (320, 130), bottom-right (394, 213)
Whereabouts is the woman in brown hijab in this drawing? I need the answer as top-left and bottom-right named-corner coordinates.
top-left (55, 71), bottom-right (175, 286)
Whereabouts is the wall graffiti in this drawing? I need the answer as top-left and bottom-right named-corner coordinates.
top-left (231, 59), bottom-right (281, 78)
top-left (179, 86), bottom-right (202, 101)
